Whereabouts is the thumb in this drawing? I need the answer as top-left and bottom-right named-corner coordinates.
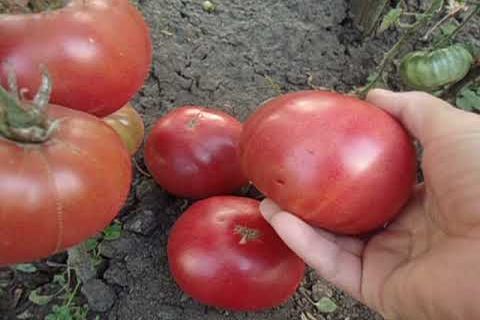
top-left (366, 89), bottom-right (480, 144)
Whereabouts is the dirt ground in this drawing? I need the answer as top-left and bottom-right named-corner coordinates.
top-left (1, 0), bottom-right (479, 319)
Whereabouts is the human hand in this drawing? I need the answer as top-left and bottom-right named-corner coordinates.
top-left (260, 89), bottom-right (480, 320)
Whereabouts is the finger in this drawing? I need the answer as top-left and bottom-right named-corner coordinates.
top-left (366, 89), bottom-right (480, 144)
top-left (260, 199), bottom-right (364, 301)
top-left (261, 199), bottom-right (364, 255)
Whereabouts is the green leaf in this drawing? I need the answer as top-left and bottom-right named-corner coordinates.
top-left (315, 297), bottom-right (338, 313)
top-left (103, 221), bottom-right (122, 241)
top-left (91, 255), bottom-right (104, 267)
top-left (456, 88), bottom-right (480, 111)
top-left (53, 274), bottom-right (67, 287)
top-left (463, 42), bottom-right (480, 59)
top-left (378, 8), bottom-right (402, 33)
top-left (45, 305), bottom-right (74, 320)
top-left (84, 238), bottom-right (99, 252)
top-left (440, 21), bottom-right (457, 36)
top-left (28, 289), bottom-right (53, 306)
top-left (431, 0), bottom-right (445, 12)
top-left (15, 263), bottom-right (37, 273)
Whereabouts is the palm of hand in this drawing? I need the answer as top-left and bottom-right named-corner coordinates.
top-left (362, 123), bottom-right (480, 319)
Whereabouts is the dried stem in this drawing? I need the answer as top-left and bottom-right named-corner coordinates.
top-left (434, 5), bottom-right (480, 48)
top-left (33, 68), bottom-right (52, 111)
top-left (422, 6), bottom-right (463, 41)
top-left (357, 0), bottom-right (445, 98)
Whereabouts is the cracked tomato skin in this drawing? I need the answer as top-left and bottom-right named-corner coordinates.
top-left (144, 106), bottom-right (248, 199)
top-left (0, 0), bottom-right (152, 117)
top-left (167, 196), bottom-right (305, 311)
top-left (240, 91), bottom-right (417, 235)
top-left (0, 105), bottom-right (132, 266)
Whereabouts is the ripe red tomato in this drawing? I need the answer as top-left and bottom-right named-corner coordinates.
top-left (144, 106), bottom-right (248, 199)
top-left (0, 105), bottom-right (132, 266)
top-left (0, 0), bottom-right (152, 117)
top-left (240, 91), bottom-right (416, 235)
top-left (103, 103), bottom-right (145, 155)
top-left (167, 196), bottom-right (305, 311)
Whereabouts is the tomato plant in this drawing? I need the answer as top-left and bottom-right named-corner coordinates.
top-left (167, 196), bottom-right (305, 311)
top-left (0, 73), bottom-right (132, 266)
top-left (0, 0), bottom-right (152, 117)
top-left (144, 106), bottom-right (248, 199)
top-left (103, 103), bottom-right (144, 155)
top-left (240, 91), bottom-right (417, 235)
top-left (400, 44), bottom-right (473, 91)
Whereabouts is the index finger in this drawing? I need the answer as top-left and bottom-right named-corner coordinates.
top-left (366, 89), bottom-right (480, 144)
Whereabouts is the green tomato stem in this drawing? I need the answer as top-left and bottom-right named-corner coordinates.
top-left (0, 68), bottom-right (56, 143)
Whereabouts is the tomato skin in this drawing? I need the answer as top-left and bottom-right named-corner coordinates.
top-left (240, 91), bottom-right (416, 235)
top-left (103, 103), bottom-right (145, 155)
top-left (144, 106), bottom-right (248, 199)
top-left (0, 0), bottom-right (152, 117)
top-left (400, 44), bottom-right (473, 91)
top-left (167, 196), bottom-right (305, 311)
top-left (0, 105), bottom-right (132, 266)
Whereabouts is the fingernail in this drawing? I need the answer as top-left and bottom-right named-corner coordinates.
top-left (259, 198), bottom-right (281, 221)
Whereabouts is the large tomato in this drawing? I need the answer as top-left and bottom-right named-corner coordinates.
top-left (144, 106), bottom-right (248, 199)
top-left (0, 98), bottom-right (132, 266)
top-left (167, 196), bottom-right (305, 311)
top-left (103, 103), bottom-right (145, 155)
top-left (0, 0), bottom-right (152, 117)
top-left (240, 91), bottom-right (416, 235)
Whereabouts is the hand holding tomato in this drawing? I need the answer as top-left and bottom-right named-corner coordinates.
top-left (261, 90), bottom-right (480, 320)
top-left (240, 90), bottom-right (417, 234)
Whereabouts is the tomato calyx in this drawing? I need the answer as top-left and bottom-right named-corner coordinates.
top-left (234, 225), bottom-right (262, 244)
top-left (0, 68), bottom-right (58, 143)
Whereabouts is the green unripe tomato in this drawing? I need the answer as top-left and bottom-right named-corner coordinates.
top-left (400, 44), bottom-right (473, 91)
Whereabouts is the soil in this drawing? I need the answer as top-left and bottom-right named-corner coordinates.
top-left (1, 0), bottom-right (479, 320)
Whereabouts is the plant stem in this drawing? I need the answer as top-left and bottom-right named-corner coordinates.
top-left (357, 0), bottom-right (446, 98)
top-left (0, 68), bottom-right (56, 142)
top-left (422, 6), bottom-right (463, 41)
top-left (65, 280), bottom-right (81, 308)
top-left (434, 5), bottom-right (480, 48)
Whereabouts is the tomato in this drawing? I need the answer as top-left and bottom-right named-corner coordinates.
top-left (240, 91), bottom-right (416, 235)
top-left (167, 196), bottom-right (305, 311)
top-left (400, 44), bottom-right (473, 91)
top-left (0, 80), bottom-right (132, 266)
top-left (144, 106), bottom-right (248, 199)
top-left (0, 0), bottom-right (152, 117)
top-left (103, 103), bottom-right (144, 155)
